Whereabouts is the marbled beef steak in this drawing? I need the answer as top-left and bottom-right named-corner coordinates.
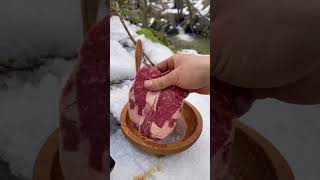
top-left (128, 67), bottom-right (189, 141)
top-left (59, 16), bottom-right (108, 180)
top-left (212, 78), bottom-right (254, 180)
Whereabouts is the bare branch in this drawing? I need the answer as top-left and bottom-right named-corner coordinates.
top-left (114, 2), bottom-right (155, 67)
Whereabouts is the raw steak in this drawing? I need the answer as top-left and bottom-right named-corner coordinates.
top-left (59, 16), bottom-right (109, 180)
top-left (128, 67), bottom-right (189, 141)
top-left (212, 78), bottom-right (254, 180)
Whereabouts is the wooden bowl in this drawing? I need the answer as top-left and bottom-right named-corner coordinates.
top-left (33, 129), bottom-right (63, 180)
top-left (228, 120), bottom-right (294, 180)
top-left (120, 100), bottom-right (203, 155)
top-left (33, 120), bottom-right (294, 180)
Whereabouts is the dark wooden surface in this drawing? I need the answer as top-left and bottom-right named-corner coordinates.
top-left (229, 120), bottom-right (294, 180)
top-left (81, 0), bottom-right (100, 36)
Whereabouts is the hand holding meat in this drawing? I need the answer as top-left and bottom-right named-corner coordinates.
top-left (144, 54), bottom-right (210, 94)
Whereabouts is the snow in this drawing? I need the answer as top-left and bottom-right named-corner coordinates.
top-left (110, 16), bottom-right (174, 82)
top-left (177, 49), bottom-right (198, 54)
top-left (149, 17), bottom-right (155, 25)
top-left (110, 94), bottom-right (210, 180)
top-left (110, 40), bottom-right (136, 81)
top-left (176, 26), bottom-right (194, 42)
top-left (110, 80), bottom-right (133, 123)
top-left (161, 0), bottom-right (209, 16)
top-left (110, 16), bottom-right (140, 42)
top-left (110, 15), bottom-right (210, 179)
top-left (0, 59), bottom-right (75, 178)
top-left (110, 14), bottom-right (210, 179)
top-left (0, 0), bottom-right (82, 62)
top-left (191, 0), bottom-right (210, 16)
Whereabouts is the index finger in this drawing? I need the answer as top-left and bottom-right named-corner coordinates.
top-left (154, 55), bottom-right (175, 72)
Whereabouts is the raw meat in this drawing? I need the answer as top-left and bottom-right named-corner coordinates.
top-left (59, 16), bottom-right (108, 180)
top-left (212, 78), bottom-right (254, 180)
top-left (128, 67), bottom-right (189, 141)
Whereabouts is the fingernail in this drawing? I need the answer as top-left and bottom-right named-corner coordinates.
top-left (144, 80), bottom-right (152, 88)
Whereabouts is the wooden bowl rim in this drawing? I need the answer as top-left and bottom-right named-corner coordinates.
top-left (33, 128), bottom-right (60, 180)
top-left (234, 120), bottom-right (294, 180)
top-left (32, 123), bottom-right (294, 180)
top-left (120, 100), bottom-right (203, 155)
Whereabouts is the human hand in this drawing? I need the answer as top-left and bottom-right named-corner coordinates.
top-left (144, 54), bottom-right (210, 94)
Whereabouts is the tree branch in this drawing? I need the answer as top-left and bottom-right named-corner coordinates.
top-left (114, 2), bottom-right (155, 67)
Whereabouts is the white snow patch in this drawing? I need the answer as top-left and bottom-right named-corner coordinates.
top-left (0, 70), bottom-right (71, 178)
top-left (110, 40), bottom-right (136, 81)
top-left (135, 35), bottom-right (174, 64)
top-left (110, 80), bottom-right (133, 123)
top-left (177, 49), bottom-right (198, 55)
top-left (110, 16), bottom-right (139, 42)
top-left (176, 26), bottom-right (194, 42)
top-left (149, 17), bottom-right (155, 25)
top-left (0, 0), bottom-right (83, 61)
top-left (110, 16), bottom-right (174, 81)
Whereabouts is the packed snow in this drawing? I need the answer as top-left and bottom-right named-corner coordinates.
top-left (110, 16), bottom-right (173, 82)
top-left (110, 94), bottom-right (210, 180)
top-left (110, 16), bottom-right (210, 180)
top-left (0, 0), bottom-right (82, 62)
top-left (160, 0), bottom-right (210, 17)
top-left (0, 59), bottom-right (75, 178)
top-left (176, 26), bottom-right (195, 42)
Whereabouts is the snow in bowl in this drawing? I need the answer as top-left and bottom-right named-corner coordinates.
top-left (120, 100), bottom-right (203, 155)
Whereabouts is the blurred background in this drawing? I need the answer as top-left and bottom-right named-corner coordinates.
top-left (0, 0), bottom-right (106, 179)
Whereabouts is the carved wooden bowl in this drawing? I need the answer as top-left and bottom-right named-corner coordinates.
top-left (120, 100), bottom-right (203, 155)
top-left (33, 121), bottom-right (294, 180)
top-left (228, 120), bottom-right (294, 180)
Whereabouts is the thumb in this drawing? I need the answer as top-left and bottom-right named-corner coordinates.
top-left (144, 70), bottom-right (179, 91)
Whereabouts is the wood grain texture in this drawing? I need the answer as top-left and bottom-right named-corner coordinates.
top-left (120, 101), bottom-right (203, 155)
top-left (81, 0), bottom-right (100, 36)
top-left (135, 40), bottom-right (143, 72)
top-left (33, 121), bottom-right (293, 180)
top-left (228, 120), bottom-right (294, 180)
top-left (33, 129), bottom-right (63, 180)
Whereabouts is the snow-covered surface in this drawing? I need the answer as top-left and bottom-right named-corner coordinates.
top-left (110, 15), bottom-right (210, 179)
top-left (161, 0), bottom-right (209, 17)
top-left (110, 16), bottom-right (173, 82)
top-left (243, 100), bottom-right (320, 180)
top-left (176, 26), bottom-right (194, 42)
top-left (0, 59), bottom-right (75, 178)
top-left (110, 80), bottom-right (133, 123)
top-left (0, 0), bottom-right (82, 62)
top-left (110, 94), bottom-right (210, 180)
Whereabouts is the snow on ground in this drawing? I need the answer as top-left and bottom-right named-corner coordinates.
top-left (161, 0), bottom-right (209, 17)
top-left (110, 15), bottom-right (210, 180)
top-left (110, 94), bottom-right (210, 180)
top-left (0, 59), bottom-right (75, 178)
top-left (110, 16), bottom-right (173, 82)
top-left (110, 80), bottom-right (133, 123)
top-left (110, 40), bottom-right (136, 81)
top-left (176, 26), bottom-right (194, 42)
top-left (0, 0), bottom-right (82, 62)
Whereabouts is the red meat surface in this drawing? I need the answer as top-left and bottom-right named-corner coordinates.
top-left (128, 67), bottom-right (189, 141)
